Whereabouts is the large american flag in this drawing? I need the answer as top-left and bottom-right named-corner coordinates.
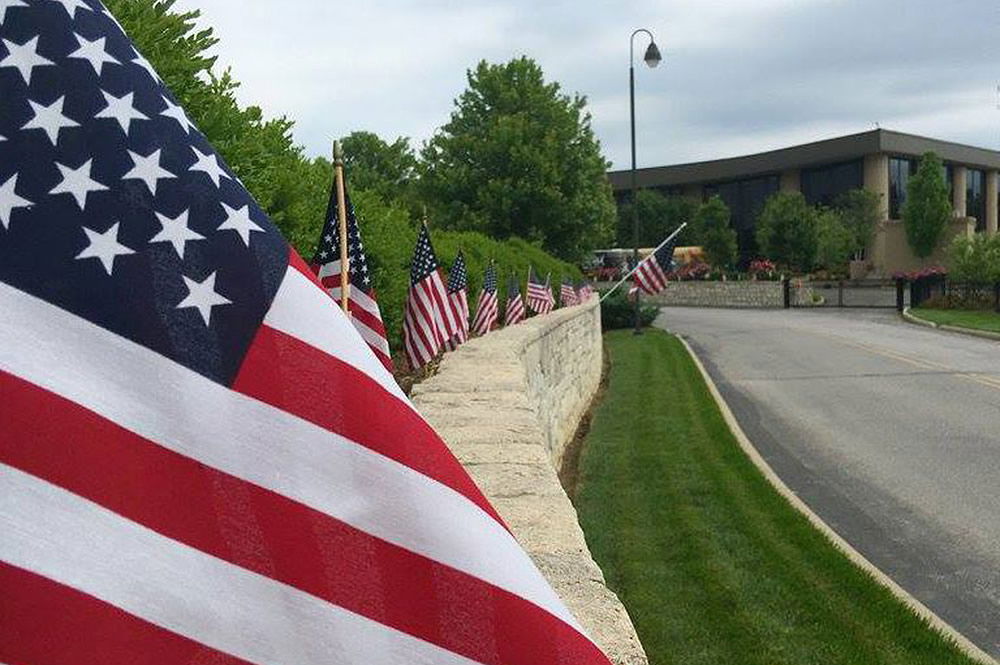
top-left (633, 234), bottom-right (679, 295)
top-left (504, 273), bottom-right (525, 326)
top-left (402, 224), bottom-right (461, 369)
top-left (526, 268), bottom-right (553, 315)
top-left (443, 250), bottom-right (469, 351)
top-left (0, 4), bottom-right (612, 665)
top-left (310, 176), bottom-right (392, 371)
top-left (470, 261), bottom-right (498, 336)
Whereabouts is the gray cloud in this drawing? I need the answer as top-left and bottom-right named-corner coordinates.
top-left (174, 0), bottom-right (999, 170)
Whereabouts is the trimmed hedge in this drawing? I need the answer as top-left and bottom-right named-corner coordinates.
top-left (599, 289), bottom-right (658, 330)
top-left (346, 189), bottom-right (583, 352)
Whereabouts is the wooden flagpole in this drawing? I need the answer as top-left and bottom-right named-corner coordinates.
top-left (333, 140), bottom-right (350, 314)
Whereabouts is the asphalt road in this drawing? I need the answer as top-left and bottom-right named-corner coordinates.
top-left (656, 307), bottom-right (1000, 657)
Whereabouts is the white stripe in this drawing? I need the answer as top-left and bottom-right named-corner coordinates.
top-left (0, 464), bottom-right (481, 665)
top-left (0, 281), bottom-right (585, 634)
top-left (316, 260), bottom-right (343, 281)
top-left (265, 268), bottom-right (404, 401)
top-left (414, 283), bottom-right (445, 348)
top-left (403, 301), bottom-right (434, 366)
top-left (351, 316), bottom-right (391, 356)
top-left (328, 285), bottom-right (382, 319)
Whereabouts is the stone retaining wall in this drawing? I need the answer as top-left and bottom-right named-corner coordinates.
top-left (648, 280), bottom-right (784, 308)
top-left (410, 298), bottom-right (647, 665)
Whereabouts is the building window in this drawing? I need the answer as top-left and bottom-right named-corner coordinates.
top-left (941, 163), bottom-right (953, 203)
top-left (801, 159), bottom-right (864, 208)
top-left (704, 175), bottom-right (779, 266)
top-left (888, 157), bottom-right (915, 219)
top-left (966, 168), bottom-right (985, 231)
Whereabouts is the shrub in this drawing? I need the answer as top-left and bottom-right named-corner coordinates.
top-left (599, 290), bottom-right (658, 330)
top-left (833, 188), bottom-right (883, 260)
top-left (756, 192), bottom-right (818, 273)
top-left (948, 233), bottom-right (1000, 284)
top-left (814, 208), bottom-right (854, 273)
top-left (697, 196), bottom-right (738, 270)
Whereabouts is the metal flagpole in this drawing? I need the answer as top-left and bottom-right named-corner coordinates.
top-left (332, 140), bottom-right (350, 315)
top-left (600, 222), bottom-right (687, 302)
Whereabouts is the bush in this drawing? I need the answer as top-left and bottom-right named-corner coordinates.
top-left (833, 188), bottom-right (882, 260)
top-left (599, 290), bottom-right (658, 330)
top-left (814, 208), bottom-right (853, 274)
top-left (949, 233), bottom-right (1000, 284)
top-left (756, 192), bottom-right (818, 273)
top-left (697, 196), bottom-right (738, 270)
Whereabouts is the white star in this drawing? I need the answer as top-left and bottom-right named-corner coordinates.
top-left (217, 202), bottom-right (264, 247)
top-left (176, 272), bottom-right (231, 325)
top-left (76, 222), bottom-right (134, 275)
top-left (123, 148), bottom-right (174, 197)
top-left (160, 95), bottom-right (195, 133)
top-left (150, 209), bottom-right (204, 260)
top-left (0, 36), bottom-right (55, 85)
top-left (67, 34), bottom-right (120, 76)
top-left (0, 174), bottom-right (32, 229)
top-left (22, 96), bottom-right (79, 145)
top-left (50, 159), bottom-right (108, 209)
top-left (44, 0), bottom-right (94, 18)
top-left (95, 90), bottom-right (148, 134)
top-left (189, 145), bottom-right (229, 187)
top-left (0, 0), bottom-right (28, 24)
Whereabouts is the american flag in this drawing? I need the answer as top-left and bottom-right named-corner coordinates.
top-left (577, 280), bottom-right (594, 301)
top-left (402, 223), bottom-right (461, 369)
top-left (443, 249), bottom-right (469, 350)
top-left (470, 261), bottom-right (498, 336)
top-left (0, 4), bottom-right (611, 665)
top-left (559, 278), bottom-right (578, 307)
top-left (526, 268), bottom-right (554, 315)
top-left (633, 234), bottom-right (679, 295)
top-left (504, 273), bottom-right (525, 326)
top-left (310, 175), bottom-right (392, 371)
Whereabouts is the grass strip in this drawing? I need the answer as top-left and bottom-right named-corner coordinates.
top-left (912, 308), bottom-right (1000, 333)
top-left (574, 329), bottom-right (981, 665)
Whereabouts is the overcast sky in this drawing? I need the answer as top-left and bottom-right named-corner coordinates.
top-left (174, 0), bottom-right (999, 171)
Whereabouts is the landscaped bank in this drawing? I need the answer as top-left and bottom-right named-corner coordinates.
top-left (573, 330), bottom-right (983, 665)
top-left (911, 308), bottom-right (1000, 334)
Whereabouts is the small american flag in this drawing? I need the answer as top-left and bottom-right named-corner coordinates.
top-left (470, 261), bottom-right (498, 336)
top-left (402, 223), bottom-right (461, 369)
top-left (577, 280), bottom-right (594, 301)
top-left (443, 249), bottom-right (469, 350)
top-left (310, 176), bottom-right (392, 371)
top-left (559, 278), bottom-right (578, 307)
top-left (504, 272), bottom-right (526, 326)
top-left (0, 5), bottom-right (611, 665)
top-left (526, 267), bottom-right (554, 315)
top-left (633, 235), bottom-right (679, 295)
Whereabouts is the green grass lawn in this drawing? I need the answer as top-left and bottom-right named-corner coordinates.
top-left (912, 308), bottom-right (1000, 333)
top-left (573, 330), bottom-right (980, 665)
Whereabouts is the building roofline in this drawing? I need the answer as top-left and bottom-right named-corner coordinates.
top-left (607, 129), bottom-right (1000, 191)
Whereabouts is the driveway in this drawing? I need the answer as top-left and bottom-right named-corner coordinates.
top-left (656, 307), bottom-right (1000, 657)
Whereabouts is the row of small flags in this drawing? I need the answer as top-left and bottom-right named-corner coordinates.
top-left (311, 176), bottom-right (597, 371)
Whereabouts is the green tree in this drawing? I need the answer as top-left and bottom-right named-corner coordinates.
top-left (420, 57), bottom-right (615, 261)
top-left (903, 152), bottom-right (952, 258)
top-left (695, 196), bottom-right (737, 269)
top-left (814, 208), bottom-right (853, 272)
top-left (756, 192), bottom-right (818, 273)
top-left (616, 190), bottom-right (698, 247)
top-left (340, 131), bottom-right (418, 207)
top-left (833, 188), bottom-right (882, 260)
top-left (949, 233), bottom-right (1000, 283)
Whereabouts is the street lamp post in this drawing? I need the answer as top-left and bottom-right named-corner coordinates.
top-left (629, 28), bottom-right (661, 334)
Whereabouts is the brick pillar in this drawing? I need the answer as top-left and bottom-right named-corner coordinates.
top-left (986, 170), bottom-right (998, 235)
top-left (779, 169), bottom-right (800, 193)
top-left (952, 165), bottom-right (967, 218)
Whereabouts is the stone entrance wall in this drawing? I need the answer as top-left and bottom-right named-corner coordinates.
top-left (410, 298), bottom-right (647, 665)
top-left (647, 280), bottom-right (784, 308)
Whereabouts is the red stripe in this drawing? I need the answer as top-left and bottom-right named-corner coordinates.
top-left (233, 324), bottom-right (503, 524)
top-left (0, 372), bottom-right (610, 665)
top-left (0, 562), bottom-right (251, 665)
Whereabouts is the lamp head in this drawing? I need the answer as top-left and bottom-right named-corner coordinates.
top-left (644, 41), bottom-right (662, 68)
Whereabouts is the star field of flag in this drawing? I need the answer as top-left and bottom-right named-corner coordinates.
top-left (312, 185), bottom-right (373, 291)
top-left (409, 224), bottom-right (440, 284)
top-left (446, 249), bottom-right (467, 293)
top-left (0, 0), bottom-right (288, 385)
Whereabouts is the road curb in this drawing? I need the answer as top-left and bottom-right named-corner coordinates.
top-left (902, 307), bottom-right (1000, 342)
top-left (675, 334), bottom-right (997, 665)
